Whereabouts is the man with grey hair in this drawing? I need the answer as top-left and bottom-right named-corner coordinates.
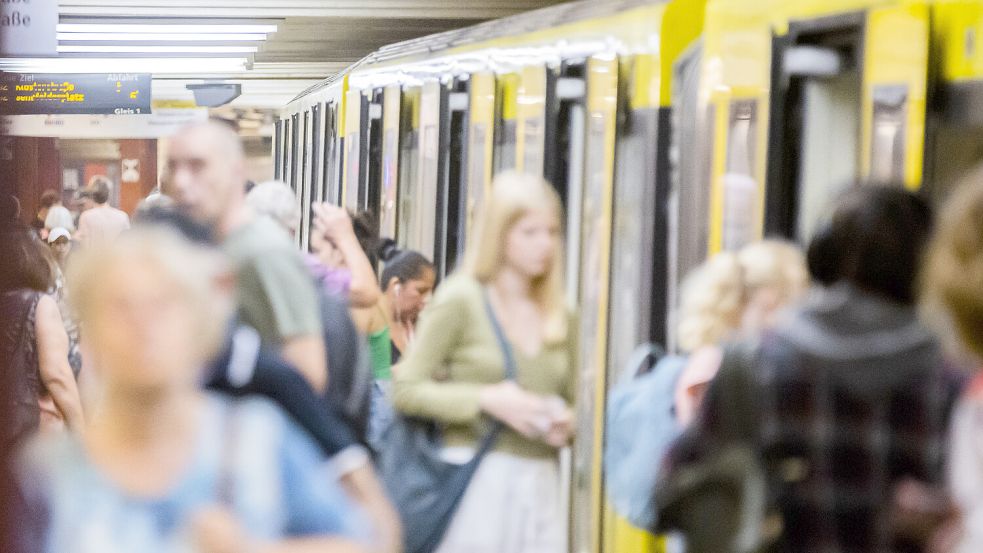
top-left (163, 122), bottom-right (328, 393)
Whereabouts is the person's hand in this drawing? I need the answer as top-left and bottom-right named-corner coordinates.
top-left (542, 399), bottom-right (574, 448)
top-left (190, 507), bottom-right (254, 553)
top-left (478, 381), bottom-right (552, 440)
top-left (313, 203), bottom-right (356, 244)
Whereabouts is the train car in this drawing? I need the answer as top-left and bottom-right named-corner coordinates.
top-left (277, 0), bottom-right (983, 551)
top-left (279, 1), bottom-right (705, 552)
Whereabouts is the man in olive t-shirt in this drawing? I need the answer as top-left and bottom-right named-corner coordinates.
top-left (163, 122), bottom-right (328, 393)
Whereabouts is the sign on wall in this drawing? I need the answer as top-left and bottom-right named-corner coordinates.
top-left (0, 0), bottom-right (57, 56)
top-left (0, 73), bottom-right (152, 115)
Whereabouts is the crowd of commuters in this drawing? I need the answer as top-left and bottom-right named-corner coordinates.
top-left (4, 118), bottom-right (983, 553)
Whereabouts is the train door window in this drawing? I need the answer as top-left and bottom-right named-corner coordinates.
top-left (796, 72), bottom-right (860, 240)
top-left (290, 113), bottom-right (300, 193)
top-left (493, 74), bottom-right (518, 174)
top-left (551, 65), bottom-right (587, 304)
top-left (722, 99), bottom-right (759, 250)
top-left (344, 90), bottom-right (369, 212)
top-left (380, 85), bottom-right (402, 241)
top-left (274, 119), bottom-right (284, 181)
top-left (366, 92), bottom-right (384, 226)
top-left (311, 103), bottom-right (323, 205)
top-left (869, 85), bottom-right (908, 183)
top-left (416, 81), bottom-right (447, 270)
top-left (442, 83), bottom-right (469, 277)
top-left (398, 87), bottom-right (420, 249)
top-left (668, 42), bottom-right (711, 351)
top-left (767, 17), bottom-right (863, 243)
top-left (324, 102), bottom-right (340, 205)
top-left (466, 73), bottom-right (495, 237)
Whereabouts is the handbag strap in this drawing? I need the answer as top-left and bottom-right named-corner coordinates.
top-left (481, 289), bottom-right (518, 382)
top-left (469, 289), bottom-right (518, 458)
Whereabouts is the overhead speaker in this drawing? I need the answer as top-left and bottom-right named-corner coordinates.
top-left (186, 83), bottom-right (242, 108)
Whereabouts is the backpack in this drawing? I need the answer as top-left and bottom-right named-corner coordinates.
top-left (319, 290), bottom-right (373, 444)
top-left (604, 343), bottom-right (686, 530)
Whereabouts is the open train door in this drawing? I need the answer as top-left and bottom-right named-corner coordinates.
top-left (766, 5), bottom-right (930, 242)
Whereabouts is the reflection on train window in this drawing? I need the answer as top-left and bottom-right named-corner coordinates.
top-left (290, 113), bottom-right (300, 192)
top-left (495, 119), bottom-right (517, 173)
top-left (722, 99), bottom-right (758, 250)
top-left (870, 85), bottom-right (908, 183)
top-left (381, 128), bottom-right (399, 239)
top-left (523, 117), bottom-right (544, 175)
top-left (274, 120), bottom-right (283, 181)
top-left (345, 131), bottom-right (360, 210)
top-left (467, 122), bottom-right (487, 227)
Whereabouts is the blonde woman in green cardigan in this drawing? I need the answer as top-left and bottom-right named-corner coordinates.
top-left (393, 172), bottom-right (576, 553)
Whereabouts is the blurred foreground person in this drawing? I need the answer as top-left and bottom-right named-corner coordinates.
top-left (393, 172), bottom-right (575, 553)
top-left (164, 123), bottom-right (328, 393)
top-left (658, 186), bottom-right (960, 553)
top-left (75, 177), bottom-right (130, 247)
top-left (0, 224), bottom-right (84, 446)
top-left (923, 177), bottom-right (983, 553)
top-left (18, 227), bottom-right (370, 553)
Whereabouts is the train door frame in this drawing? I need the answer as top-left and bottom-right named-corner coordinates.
top-left (397, 86), bottom-right (421, 250)
top-left (299, 109), bottom-right (313, 249)
top-left (765, 13), bottom-right (866, 242)
top-left (412, 80), bottom-right (448, 267)
top-left (311, 103), bottom-right (324, 206)
top-left (289, 113), bottom-right (300, 193)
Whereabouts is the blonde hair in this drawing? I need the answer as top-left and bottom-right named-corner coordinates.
top-left (464, 171), bottom-right (567, 342)
top-left (247, 181), bottom-right (300, 235)
top-left (67, 227), bottom-right (230, 363)
top-left (922, 173), bottom-right (983, 361)
top-left (677, 240), bottom-right (807, 352)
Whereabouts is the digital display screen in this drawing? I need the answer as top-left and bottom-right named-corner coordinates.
top-left (0, 73), bottom-right (152, 115)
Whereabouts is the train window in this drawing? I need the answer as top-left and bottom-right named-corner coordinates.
top-left (869, 85), bottom-right (908, 183)
top-left (300, 110), bottom-right (311, 249)
top-left (380, 85), bottom-right (402, 241)
top-left (366, 96), bottom-right (384, 222)
top-left (344, 90), bottom-right (368, 212)
top-left (397, 88), bottom-right (420, 249)
top-left (282, 118), bottom-right (292, 189)
top-left (494, 74), bottom-right (518, 173)
top-left (722, 99), bottom-right (759, 251)
top-left (443, 87), bottom-right (469, 277)
top-left (323, 102), bottom-right (339, 205)
top-left (311, 103), bottom-right (322, 205)
top-left (274, 119), bottom-right (283, 181)
top-left (465, 72), bottom-right (496, 239)
top-left (794, 71), bottom-right (861, 242)
top-left (290, 113), bottom-right (300, 192)
top-left (413, 81), bottom-right (445, 266)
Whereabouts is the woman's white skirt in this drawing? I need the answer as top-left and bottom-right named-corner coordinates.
top-left (435, 450), bottom-right (566, 553)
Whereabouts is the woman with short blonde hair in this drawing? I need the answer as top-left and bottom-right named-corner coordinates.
top-left (20, 227), bottom-right (372, 553)
top-left (394, 171), bottom-right (575, 553)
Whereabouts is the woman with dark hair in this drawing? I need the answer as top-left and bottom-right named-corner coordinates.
top-left (658, 185), bottom-right (960, 552)
top-left (0, 224), bottom-right (84, 448)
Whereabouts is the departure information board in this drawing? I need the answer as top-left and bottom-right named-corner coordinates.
top-left (0, 73), bottom-right (152, 115)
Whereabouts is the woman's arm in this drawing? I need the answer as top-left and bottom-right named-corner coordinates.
top-left (34, 294), bottom-right (84, 432)
top-left (312, 204), bottom-right (381, 309)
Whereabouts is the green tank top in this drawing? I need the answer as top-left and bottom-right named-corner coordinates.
top-left (368, 326), bottom-right (393, 380)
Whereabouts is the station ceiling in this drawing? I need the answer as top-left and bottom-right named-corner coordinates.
top-left (1, 1), bottom-right (564, 108)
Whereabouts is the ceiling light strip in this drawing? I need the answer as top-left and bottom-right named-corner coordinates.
top-left (57, 32), bottom-right (268, 42)
top-left (57, 24), bottom-right (278, 34)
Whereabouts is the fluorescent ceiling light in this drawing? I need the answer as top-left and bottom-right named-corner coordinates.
top-left (57, 24), bottom-right (278, 34)
top-left (0, 57), bottom-right (249, 74)
top-left (57, 32), bottom-right (268, 42)
top-left (58, 45), bottom-right (258, 53)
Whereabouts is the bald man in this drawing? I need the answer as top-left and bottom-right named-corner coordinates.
top-left (163, 122), bottom-right (329, 393)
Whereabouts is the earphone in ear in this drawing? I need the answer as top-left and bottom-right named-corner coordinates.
top-left (395, 283), bottom-right (402, 294)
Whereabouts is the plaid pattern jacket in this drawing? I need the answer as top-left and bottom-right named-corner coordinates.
top-left (662, 285), bottom-right (962, 553)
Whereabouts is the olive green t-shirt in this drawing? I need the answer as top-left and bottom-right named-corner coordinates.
top-left (223, 215), bottom-right (322, 345)
top-left (392, 274), bottom-right (576, 458)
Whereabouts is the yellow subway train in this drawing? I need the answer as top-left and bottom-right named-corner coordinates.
top-left (276, 1), bottom-right (983, 551)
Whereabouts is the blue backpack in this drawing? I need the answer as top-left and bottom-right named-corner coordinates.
top-left (604, 344), bottom-right (687, 530)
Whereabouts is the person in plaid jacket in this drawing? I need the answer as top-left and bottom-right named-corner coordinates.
top-left (658, 186), bottom-right (963, 553)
